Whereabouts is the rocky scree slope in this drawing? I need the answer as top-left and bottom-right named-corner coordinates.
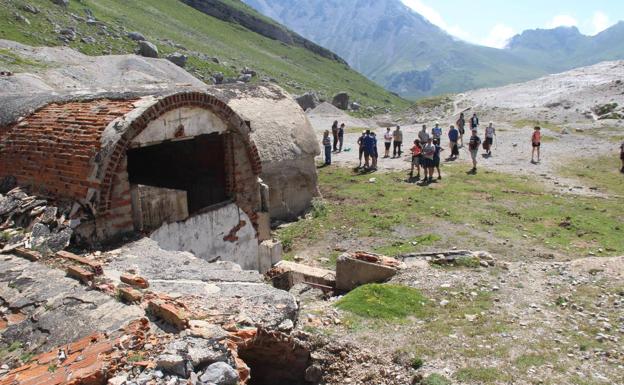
top-left (0, 0), bottom-right (408, 114)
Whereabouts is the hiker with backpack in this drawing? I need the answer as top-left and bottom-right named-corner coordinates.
top-left (468, 129), bottom-right (481, 173)
top-left (484, 122), bottom-right (496, 156)
top-left (531, 126), bottom-right (541, 163)
top-left (456, 113), bottom-right (466, 147)
top-left (393, 126), bottom-right (403, 157)
top-left (322, 130), bottom-right (332, 165)
top-left (384, 127), bottom-right (393, 158)
top-left (432, 123), bottom-right (442, 145)
top-left (410, 139), bottom-right (423, 180)
top-left (470, 113), bottom-right (479, 131)
top-left (448, 125), bottom-right (459, 160)
top-left (331, 120), bottom-right (339, 152)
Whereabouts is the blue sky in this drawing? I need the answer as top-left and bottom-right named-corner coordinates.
top-left (401, 0), bottom-right (624, 48)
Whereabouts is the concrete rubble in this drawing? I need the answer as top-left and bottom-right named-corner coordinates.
top-left (335, 251), bottom-right (405, 292)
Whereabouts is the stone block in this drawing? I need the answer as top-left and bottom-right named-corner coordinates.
top-left (120, 273), bottom-right (149, 289)
top-left (269, 260), bottom-right (335, 290)
top-left (118, 286), bottom-right (143, 303)
top-left (258, 239), bottom-right (283, 273)
top-left (56, 250), bottom-right (103, 275)
top-left (335, 253), bottom-right (399, 292)
top-left (14, 247), bottom-right (41, 261)
top-left (66, 265), bottom-right (95, 284)
top-left (147, 300), bottom-right (188, 330)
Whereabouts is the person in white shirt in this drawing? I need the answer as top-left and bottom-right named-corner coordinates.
top-left (383, 127), bottom-right (393, 158)
top-left (484, 122), bottom-right (496, 156)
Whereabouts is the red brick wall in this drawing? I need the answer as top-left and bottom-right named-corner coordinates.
top-left (0, 99), bottom-right (137, 200)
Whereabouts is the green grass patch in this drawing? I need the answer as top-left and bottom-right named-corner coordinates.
top-left (423, 374), bottom-right (452, 385)
top-left (515, 353), bottom-right (548, 370)
top-left (335, 284), bottom-right (429, 320)
top-left (560, 155), bottom-right (624, 196)
top-left (374, 234), bottom-right (441, 256)
top-left (454, 367), bottom-right (511, 383)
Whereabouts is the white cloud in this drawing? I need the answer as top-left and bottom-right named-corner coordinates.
top-left (480, 24), bottom-right (516, 48)
top-left (401, 0), bottom-right (477, 43)
top-left (591, 11), bottom-right (613, 34)
top-left (546, 14), bottom-right (578, 29)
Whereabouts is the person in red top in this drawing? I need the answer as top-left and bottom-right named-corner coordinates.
top-left (410, 139), bottom-right (423, 180)
top-left (531, 126), bottom-right (541, 163)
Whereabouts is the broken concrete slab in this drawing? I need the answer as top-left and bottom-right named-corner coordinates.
top-left (0, 255), bottom-right (143, 354)
top-left (267, 260), bottom-right (336, 290)
top-left (258, 239), bottom-right (283, 273)
top-left (335, 252), bottom-right (404, 292)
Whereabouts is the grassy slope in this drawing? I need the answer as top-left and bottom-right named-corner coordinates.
top-left (0, 0), bottom-right (408, 113)
top-left (278, 165), bottom-right (624, 262)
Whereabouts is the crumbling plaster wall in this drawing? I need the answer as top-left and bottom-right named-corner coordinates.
top-left (149, 202), bottom-right (259, 270)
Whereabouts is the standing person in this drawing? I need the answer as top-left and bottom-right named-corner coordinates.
top-left (338, 123), bottom-right (345, 152)
top-left (432, 123), bottom-right (442, 145)
top-left (433, 140), bottom-right (443, 180)
top-left (484, 122), bottom-right (496, 157)
top-left (383, 127), bottom-right (393, 158)
top-left (357, 131), bottom-right (366, 168)
top-left (531, 126), bottom-right (541, 163)
top-left (448, 124), bottom-right (459, 160)
top-left (620, 142), bottom-right (624, 173)
top-left (456, 113), bottom-right (466, 147)
top-left (422, 137), bottom-right (436, 183)
top-left (393, 125), bottom-right (403, 157)
top-left (410, 139), bottom-right (422, 180)
top-left (371, 132), bottom-right (379, 170)
top-left (620, 140), bottom-right (624, 173)
top-left (331, 120), bottom-right (339, 152)
top-left (470, 113), bottom-right (479, 131)
top-left (468, 129), bottom-right (481, 173)
top-left (362, 130), bottom-right (374, 169)
top-left (322, 130), bottom-right (332, 165)
top-left (418, 124), bottom-right (430, 144)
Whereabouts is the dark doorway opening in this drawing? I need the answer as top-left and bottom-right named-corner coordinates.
top-left (127, 133), bottom-right (228, 214)
top-left (237, 330), bottom-right (312, 385)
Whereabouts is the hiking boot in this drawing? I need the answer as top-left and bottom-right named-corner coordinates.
top-left (438, 176), bottom-right (442, 180)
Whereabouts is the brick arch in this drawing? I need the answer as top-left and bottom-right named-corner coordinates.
top-left (98, 91), bottom-right (262, 212)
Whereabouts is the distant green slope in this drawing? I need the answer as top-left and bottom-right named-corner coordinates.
top-left (0, 0), bottom-right (408, 113)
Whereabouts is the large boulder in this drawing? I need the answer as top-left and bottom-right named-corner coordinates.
top-left (137, 41), bottom-right (159, 58)
top-left (295, 92), bottom-right (319, 111)
top-left (50, 0), bottom-right (69, 6)
top-left (332, 92), bottom-right (349, 110)
top-left (127, 31), bottom-right (146, 41)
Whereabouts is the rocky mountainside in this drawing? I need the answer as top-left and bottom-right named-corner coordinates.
top-left (507, 23), bottom-right (624, 72)
top-left (0, 0), bottom-right (407, 113)
top-left (244, 0), bottom-right (624, 99)
top-left (243, 0), bottom-right (546, 98)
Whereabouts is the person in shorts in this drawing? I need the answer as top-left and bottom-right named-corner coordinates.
top-left (531, 126), bottom-right (541, 163)
top-left (484, 122), bottom-right (496, 156)
top-left (468, 129), bottom-right (481, 172)
top-left (383, 127), bottom-right (393, 158)
top-left (410, 139), bottom-right (422, 180)
top-left (421, 137), bottom-right (436, 183)
top-left (432, 123), bottom-right (442, 145)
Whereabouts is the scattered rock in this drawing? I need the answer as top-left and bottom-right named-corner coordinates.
top-left (212, 72), bottom-right (224, 84)
top-left (241, 67), bottom-right (256, 76)
top-left (199, 362), bottom-right (238, 385)
top-left (350, 101), bottom-right (361, 111)
top-left (238, 74), bottom-right (252, 83)
top-left (80, 36), bottom-right (96, 44)
top-left (20, 4), bottom-right (40, 14)
top-left (166, 52), bottom-right (188, 68)
top-left (13, 13), bottom-right (30, 25)
top-left (50, 0), bottom-right (69, 6)
top-left (305, 365), bottom-right (323, 383)
top-left (137, 41), bottom-right (159, 58)
top-left (127, 31), bottom-right (146, 41)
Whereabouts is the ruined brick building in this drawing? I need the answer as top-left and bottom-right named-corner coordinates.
top-left (0, 42), bottom-right (319, 271)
